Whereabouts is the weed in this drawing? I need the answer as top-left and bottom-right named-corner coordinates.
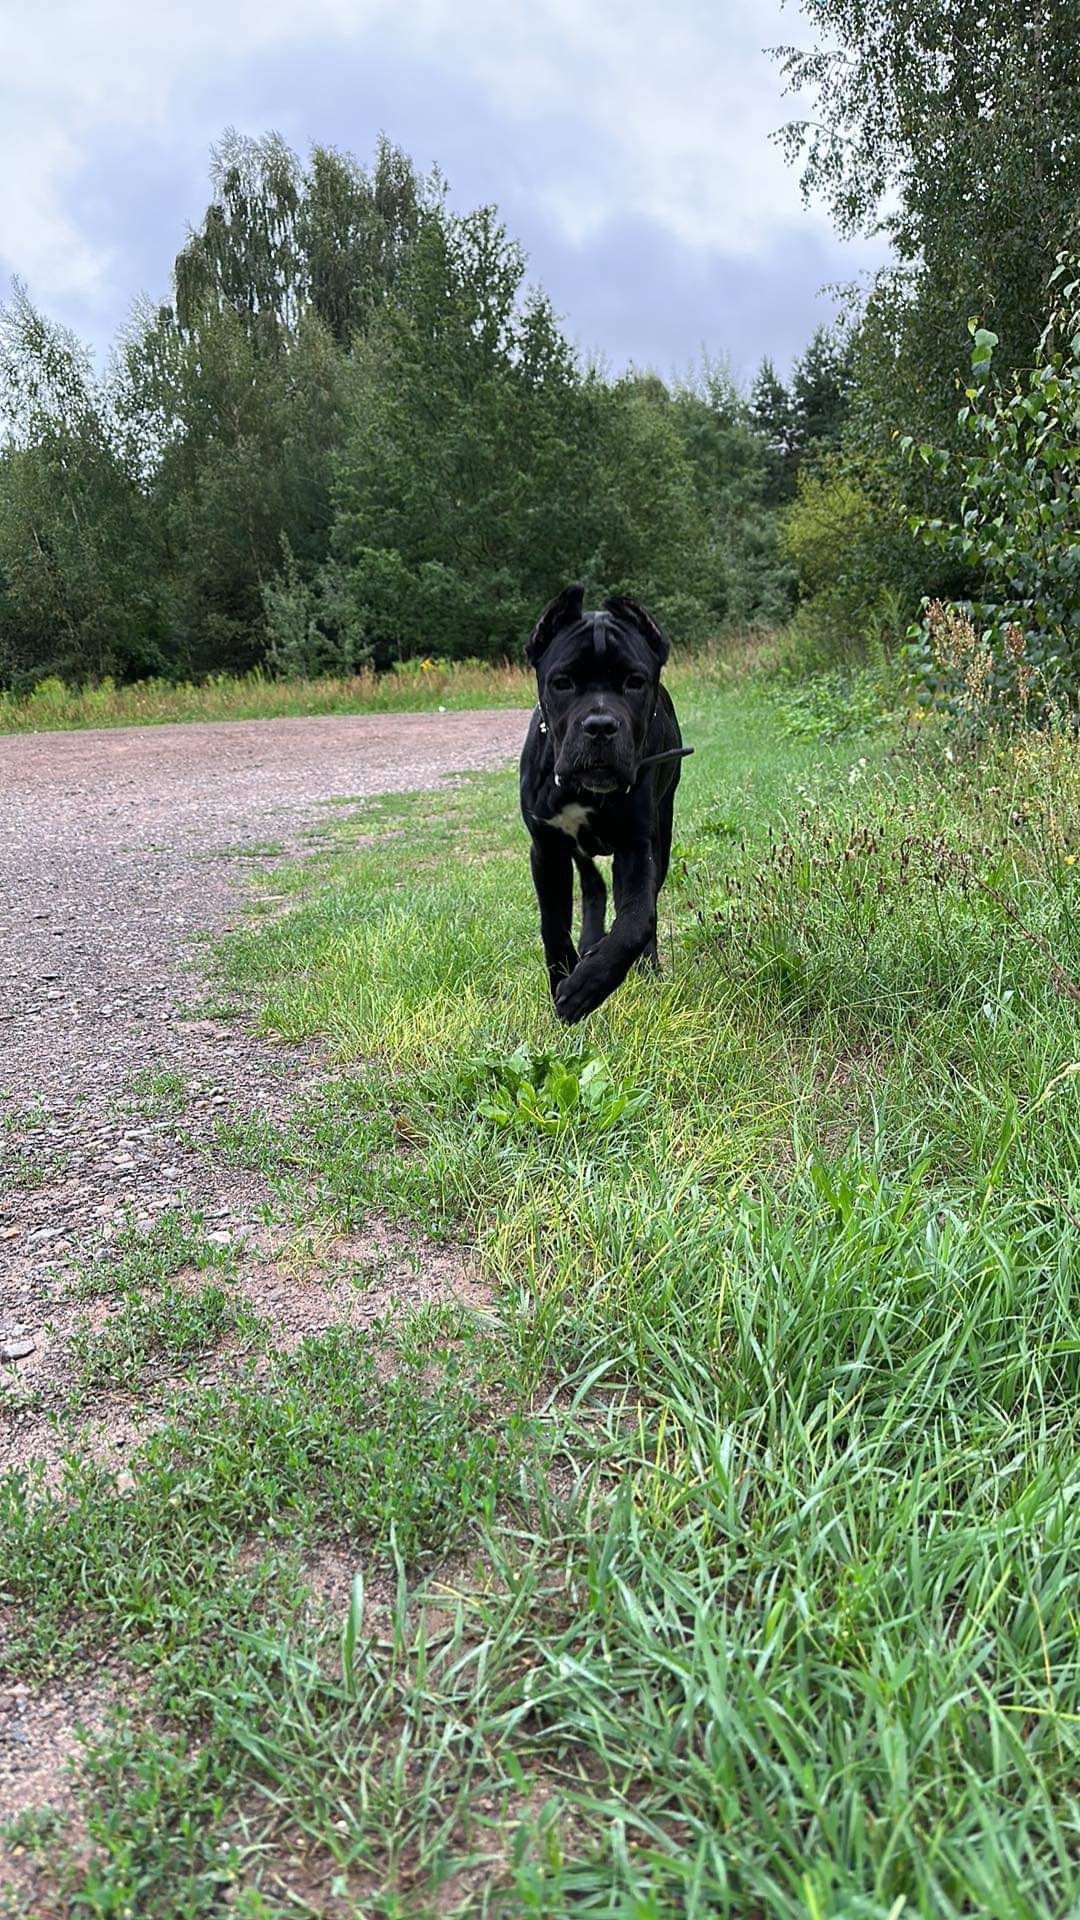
top-left (123, 1067), bottom-right (189, 1117)
top-left (70, 1209), bottom-right (234, 1300)
top-left (462, 1045), bottom-right (649, 1135)
top-left (769, 664), bottom-right (898, 741)
top-left (69, 1281), bottom-right (256, 1390)
top-left (0, 1148), bottom-right (64, 1193)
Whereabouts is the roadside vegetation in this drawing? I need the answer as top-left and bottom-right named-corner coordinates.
top-left (0, 657), bottom-right (533, 734)
top-left (0, 635), bottom-right (782, 735)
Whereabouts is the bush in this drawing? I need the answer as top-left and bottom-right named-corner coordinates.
top-left (905, 253), bottom-right (1080, 708)
top-left (781, 454), bottom-right (919, 670)
top-left (330, 546), bottom-right (529, 665)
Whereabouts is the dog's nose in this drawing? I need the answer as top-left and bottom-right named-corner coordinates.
top-left (582, 711), bottom-right (619, 738)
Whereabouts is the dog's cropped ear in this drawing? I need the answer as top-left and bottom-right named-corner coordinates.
top-left (526, 584), bottom-right (584, 666)
top-left (604, 595), bottom-right (670, 666)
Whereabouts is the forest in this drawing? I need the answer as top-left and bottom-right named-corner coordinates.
top-left (0, 0), bottom-right (1076, 698)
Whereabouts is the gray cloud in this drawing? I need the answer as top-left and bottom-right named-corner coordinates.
top-left (0, 0), bottom-right (888, 378)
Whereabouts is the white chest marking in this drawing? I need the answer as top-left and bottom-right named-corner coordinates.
top-left (543, 803), bottom-right (592, 842)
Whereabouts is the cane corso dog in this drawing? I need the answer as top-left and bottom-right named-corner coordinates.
top-left (519, 585), bottom-right (686, 1024)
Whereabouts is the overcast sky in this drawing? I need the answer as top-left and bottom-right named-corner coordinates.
top-left (0, 0), bottom-right (888, 383)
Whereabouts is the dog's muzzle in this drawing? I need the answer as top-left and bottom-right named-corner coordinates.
top-left (553, 713), bottom-right (637, 793)
top-left (554, 746), bottom-right (637, 795)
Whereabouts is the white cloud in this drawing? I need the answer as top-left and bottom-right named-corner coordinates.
top-left (0, 0), bottom-right (884, 336)
top-left (0, 117), bottom-right (109, 303)
top-left (387, 0), bottom-right (823, 255)
top-left (0, 0), bottom-right (373, 307)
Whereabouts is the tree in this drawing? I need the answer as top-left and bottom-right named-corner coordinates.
top-left (170, 130), bottom-right (429, 352)
top-left (121, 304), bottom-right (349, 676)
top-left (776, 0), bottom-right (1080, 434)
top-left (110, 132), bottom-right (423, 675)
top-left (790, 326), bottom-right (850, 456)
top-left (301, 139), bottom-right (427, 346)
top-left (905, 255), bottom-right (1080, 703)
top-left (0, 127), bottom-right (803, 686)
top-left (750, 358), bottom-right (798, 502)
top-left (769, 0), bottom-right (1079, 661)
top-left (668, 363), bottom-right (795, 622)
top-left (0, 287), bottom-right (164, 685)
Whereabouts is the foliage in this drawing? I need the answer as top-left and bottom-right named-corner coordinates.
top-left (905, 259), bottom-right (1080, 704)
top-left (0, 131), bottom-right (797, 690)
top-left (773, 0), bottom-right (1080, 660)
top-left (0, 289), bottom-right (166, 686)
top-left (750, 326), bottom-right (852, 504)
top-left (780, 450), bottom-right (920, 667)
top-left (776, 0), bottom-right (1079, 426)
top-left (323, 213), bottom-right (738, 662)
top-left (172, 129), bottom-right (426, 351)
top-left (767, 665), bottom-right (897, 741)
top-left (666, 362), bottom-right (797, 624)
top-left (464, 1045), bottom-right (648, 1134)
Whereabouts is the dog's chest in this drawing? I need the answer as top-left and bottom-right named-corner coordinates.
top-left (541, 803), bottom-right (610, 857)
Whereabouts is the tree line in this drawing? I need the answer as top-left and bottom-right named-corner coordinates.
top-left (1, 0), bottom-right (1075, 690)
top-left (0, 134), bottom-right (849, 690)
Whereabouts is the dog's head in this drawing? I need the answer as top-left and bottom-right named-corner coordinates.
top-left (526, 585), bottom-right (669, 795)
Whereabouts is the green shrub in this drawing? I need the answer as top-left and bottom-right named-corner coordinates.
top-left (462, 1045), bottom-right (648, 1135)
top-left (782, 455), bottom-right (919, 669)
top-left (905, 253), bottom-right (1080, 707)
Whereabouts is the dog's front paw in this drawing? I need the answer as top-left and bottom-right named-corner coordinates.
top-left (554, 958), bottom-right (610, 1025)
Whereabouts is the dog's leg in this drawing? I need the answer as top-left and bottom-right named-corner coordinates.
top-left (637, 927), bottom-right (660, 972)
top-left (554, 842), bottom-right (657, 1024)
top-left (574, 851), bottom-right (607, 954)
top-left (637, 798), bottom-right (674, 973)
top-left (530, 837), bottom-right (577, 1001)
top-left (656, 792), bottom-right (675, 892)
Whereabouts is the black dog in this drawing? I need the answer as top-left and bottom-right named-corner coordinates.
top-left (519, 585), bottom-right (686, 1024)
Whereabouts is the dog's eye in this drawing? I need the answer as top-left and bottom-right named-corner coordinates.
top-left (624, 674), bottom-right (648, 691)
top-left (549, 674), bottom-right (574, 693)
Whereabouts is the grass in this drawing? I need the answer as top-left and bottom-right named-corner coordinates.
top-left (2, 673), bottom-right (1077, 1917)
top-left (69, 1280), bottom-right (256, 1390)
top-left (0, 632), bottom-right (778, 736)
top-left (120, 1067), bottom-right (190, 1118)
top-left (69, 1208), bottom-right (235, 1299)
top-left (0, 658), bottom-right (532, 734)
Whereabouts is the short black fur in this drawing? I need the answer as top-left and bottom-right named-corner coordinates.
top-left (519, 585), bottom-right (684, 1024)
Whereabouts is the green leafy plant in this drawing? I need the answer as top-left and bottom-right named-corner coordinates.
top-left (904, 253), bottom-right (1080, 706)
top-left (769, 666), bottom-right (896, 741)
top-left (469, 1046), bottom-right (648, 1135)
top-left (70, 1282), bottom-right (254, 1388)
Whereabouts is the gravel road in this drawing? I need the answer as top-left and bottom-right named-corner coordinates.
top-left (0, 709), bottom-right (526, 1420)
